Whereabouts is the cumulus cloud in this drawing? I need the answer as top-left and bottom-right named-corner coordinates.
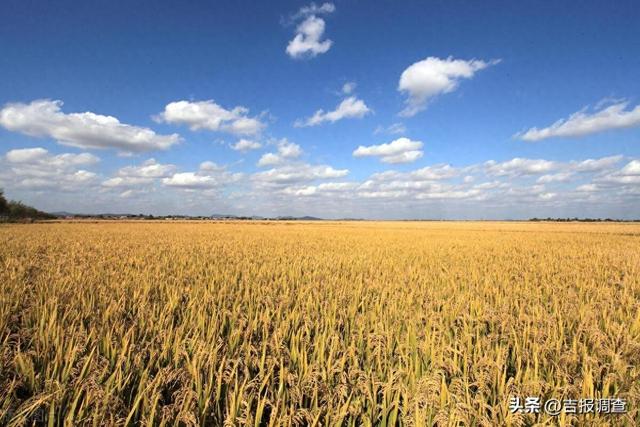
top-left (0, 99), bottom-right (181, 153)
top-left (5, 147), bottom-right (49, 163)
top-left (199, 161), bottom-right (225, 172)
top-left (485, 158), bottom-right (558, 177)
top-left (5, 147), bottom-right (99, 167)
top-left (257, 139), bottom-right (302, 166)
top-left (1, 147), bottom-right (99, 191)
top-left (410, 164), bottom-right (459, 180)
top-left (482, 155), bottom-right (623, 179)
top-left (257, 153), bottom-right (281, 167)
top-left (117, 158), bottom-right (176, 178)
top-left (353, 137), bottom-right (424, 164)
top-left (517, 101), bottom-right (640, 141)
top-left (347, 171), bottom-right (481, 201)
top-left (3, 142), bottom-right (635, 219)
top-left (281, 182), bottom-right (358, 196)
top-left (162, 162), bottom-right (242, 189)
top-left (537, 172), bottom-right (574, 184)
top-left (590, 159), bottom-right (640, 187)
top-left (102, 159), bottom-right (176, 188)
top-left (162, 173), bottom-right (219, 189)
top-left (253, 164), bottom-right (348, 185)
top-left (295, 96), bottom-right (371, 127)
top-left (155, 100), bottom-right (265, 136)
top-left (621, 160), bottom-right (640, 175)
top-left (348, 164), bottom-right (461, 201)
top-left (230, 139), bottom-right (262, 152)
top-left (398, 57), bottom-right (498, 117)
top-left (286, 3), bottom-right (335, 59)
top-left (573, 155), bottom-right (623, 172)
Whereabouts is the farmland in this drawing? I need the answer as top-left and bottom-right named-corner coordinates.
top-left (1, 221), bottom-right (639, 425)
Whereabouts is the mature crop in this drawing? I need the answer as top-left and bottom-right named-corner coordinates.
top-left (1, 221), bottom-right (639, 426)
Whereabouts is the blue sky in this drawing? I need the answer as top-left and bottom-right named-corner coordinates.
top-left (1, 0), bottom-right (639, 218)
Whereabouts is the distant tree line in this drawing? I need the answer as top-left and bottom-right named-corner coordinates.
top-left (529, 217), bottom-right (639, 222)
top-left (0, 189), bottom-right (55, 222)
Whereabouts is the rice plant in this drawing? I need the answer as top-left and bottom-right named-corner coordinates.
top-left (1, 221), bottom-right (638, 425)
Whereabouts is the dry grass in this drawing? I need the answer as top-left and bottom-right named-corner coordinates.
top-left (1, 221), bottom-right (639, 426)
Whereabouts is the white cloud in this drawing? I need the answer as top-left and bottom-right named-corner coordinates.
top-left (257, 139), bottom-right (302, 166)
top-left (162, 172), bottom-right (219, 189)
top-left (538, 192), bottom-right (557, 200)
top-left (589, 159), bottom-right (640, 187)
top-left (410, 164), bottom-right (458, 180)
top-left (484, 155), bottom-right (624, 180)
top-left (415, 188), bottom-right (482, 200)
top-left (281, 181), bottom-right (358, 197)
top-left (0, 99), bottom-right (180, 152)
top-left (277, 140), bottom-right (303, 158)
top-left (253, 164), bottom-right (348, 184)
top-left (230, 139), bottom-right (262, 152)
top-left (374, 123), bottom-right (406, 135)
top-left (353, 137), bottom-right (424, 164)
top-left (398, 57), bottom-right (498, 117)
top-left (379, 151), bottom-right (423, 164)
top-left (162, 162), bottom-right (242, 190)
top-left (576, 183), bottom-right (599, 193)
top-left (473, 181), bottom-right (505, 190)
top-left (11, 170), bottom-right (98, 191)
top-left (102, 176), bottom-right (152, 188)
top-left (5, 147), bottom-right (99, 168)
top-left (102, 159), bottom-right (176, 188)
top-left (317, 182), bottom-right (358, 191)
top-left (291, 2), bottom-right (335, 20)
top-left (155, 100), bottom-right (265, 136)
top-left (573, 155), bottom-right (623, 172)
top-left (257, 153), bottom-right (282, 167)
top-left (295, 96), bottom-right (371, 127)
top-left (485, 158), bottom-right (558, 176)
top-left (117, 158), bottom-right (176, 178)
top-left (621, 160), bottom-right (640, 175)
top-left (517, 101), bottom-right (640, 141)
top-left (342, 82), bottom-right (356, 95)
top-left (199, 161), bottom-right (225, 172)
top-left (482, 155), bottom-right (622, 182)
top-left (2, 147), bottom-right (99, 191)
top-left (537, 172), bottom-right (574, 183)
top-left (286, 8), bottom-right (334, 59)
top-left (5, 147), bottom-right (49, 163)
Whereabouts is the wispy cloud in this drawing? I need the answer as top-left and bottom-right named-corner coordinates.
top-left (516, 100), bottom-right (640, 141)
top-left (374, 123), bottom-right (406, 135)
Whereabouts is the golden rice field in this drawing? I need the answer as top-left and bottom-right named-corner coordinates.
top-left (1, 221), bottom-right (640, 426)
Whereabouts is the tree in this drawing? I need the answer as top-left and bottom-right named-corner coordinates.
top-left (0, 189), bottom-right (54, 221)
top-left (0, 189), bottom-right (8, 216)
